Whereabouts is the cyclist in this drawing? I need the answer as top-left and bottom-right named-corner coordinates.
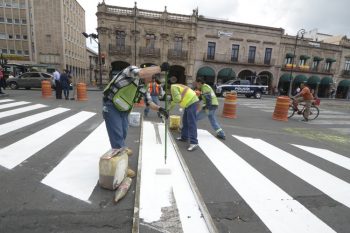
top-left (293, 82), bottom-right (314, 121)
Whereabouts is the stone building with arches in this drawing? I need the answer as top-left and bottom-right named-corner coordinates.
top-left (96, 2), bottom-right (350, 98)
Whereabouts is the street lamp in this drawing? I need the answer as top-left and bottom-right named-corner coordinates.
top-left (288, 29), bottom-right (305, 97)
top-left (82, 32), bottom-right (102, 88)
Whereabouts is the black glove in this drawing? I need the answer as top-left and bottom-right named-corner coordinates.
top-left (158, 107), bottom-right (169, 119)
top-left (160, 62), bottom-right (170, 72)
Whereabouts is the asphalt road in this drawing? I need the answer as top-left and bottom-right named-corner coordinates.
top-left (0, 89), bottom-right (349, 233)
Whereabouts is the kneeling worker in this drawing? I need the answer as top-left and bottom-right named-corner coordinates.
top-left (102, 65), bottom-right (169, 153)
top-left (168, 82), bottom-right (199, 151)
top-left (195, 77), bottom-right (226, 139)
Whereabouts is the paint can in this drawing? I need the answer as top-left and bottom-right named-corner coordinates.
top-left (169, 115), bottom-right (181, 130)
top-left (129, 112), bottom-right (141, 127)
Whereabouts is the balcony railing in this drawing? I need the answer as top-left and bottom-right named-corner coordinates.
top-left (109, 45), bottom-right (131, 56)
top-left (139, 47), bottom-right (160, 58)
top-left (342, 70), bottom-right (350, 77)
top-left (167, 49), bottom-right (188, 60)
top-left (282, 64), bottom-right (335, 74)
top-left (203, 53), bottom-right (275, 66)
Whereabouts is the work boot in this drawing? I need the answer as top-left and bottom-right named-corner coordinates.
top-left (176, 137), bottom-right (187, 142)
top-left (187, 144), bottom-right (198, 151)
top-left (217, 134), bottom-right (226, 140)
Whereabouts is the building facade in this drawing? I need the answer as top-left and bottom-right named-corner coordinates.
top-left (0, 0), bottom-right (87, 80)
top-left (97, 2), bottom-right (350, 98)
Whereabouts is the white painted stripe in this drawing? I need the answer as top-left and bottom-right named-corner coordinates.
top-left (261, 109), bottom-right (274, 113)
top-left (140, 122), bottom-right (209, 232)
top-left (308, 120), bottom-right (350, 125)
top-left (234, 135), bottom-right (350, 208)
top-left (316, 114), bottom-right (350, 119)
top-left (292, 144), bottom-right (350, 171)
top-left (0, 101), bottom-right (30, 110)
top-left (0, 104), bottom-right (47, 119)
top-left (0, 99), bottom-right (14, 103)
top-left (198, 130), bottom-right (335, 233)
top-left (319, 110), bottom-right (347, 115)
top-left (42, 122), bottom-right (110, 202)
top-left (0, 107), bottom-right (69, 136)
top-left (0, 111), bottom-right (95, 169)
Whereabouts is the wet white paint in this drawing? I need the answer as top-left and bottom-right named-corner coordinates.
top-left (0, 107), bottom-right (69, 136)
top-left (0, 104), bottom-right (47, 119)
top-left (235, 135), bottom-right (350, 208)
top-left (140, 121), bottom-right (209, 233)
top-left (0, 101), bottom-right (30, 110)
top-left (198, 130), bottom-right (335, 233)
top-left (0, 111), bottom-right (95, 169)
top-left (293, 144), bottom-right (350, 171)
top-left (42, 122), bottom-right (110, 202)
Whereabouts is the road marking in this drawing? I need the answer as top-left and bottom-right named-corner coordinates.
top-left (292, 144), bottom-right (350, 171)
top-left (308, 120), bottom-right (350, 125)
top-left (0, 107), bottom-right (69, 136)
top-left (234, 135), bottom-right (350, 208)
top-left (42, 122), bottom-right (110, 202)
top-left (316, 114), bottom-right (350, 119)
top-left (140, 122), bottom-right (209, 232)
top-left (0, 101), bottom-right (30, 110)
top-left (0, 111), bottom-right (95, 169)
top-left (0, 104), bottom-right (47, 119)
top-left (198, 130), bottom-right (335, 233)
top-left (0, 99), bottom-right (14, 103)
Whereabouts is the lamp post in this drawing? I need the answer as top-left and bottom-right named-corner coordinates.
top-left (288, 29), bottom-right (305, 97)
top-left (82, 32), bottom-right (102, 88)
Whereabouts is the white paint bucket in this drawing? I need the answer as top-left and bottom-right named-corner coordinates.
top-left (129, 112), bottom-right (141, 127)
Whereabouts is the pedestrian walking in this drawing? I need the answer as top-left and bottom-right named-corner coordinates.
top-left (102, 65), bottom-right (168, 152)
top-left (53, 69), bottom-right (62, 99)
top-left (60, 70), bottom-right (70, 100)
top-left (168, 83), bottom-right (200, 151)
top-left (144, 74), bottom-right (163, 117)
top-left (195, 77), bottom-right (226, 140)
top-left (0, 66), bottom-right (5, 94)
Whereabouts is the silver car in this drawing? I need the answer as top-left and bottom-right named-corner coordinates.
top-left (6, 72), bottom-right (54, 89)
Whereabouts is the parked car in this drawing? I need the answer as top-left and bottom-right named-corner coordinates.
top-left (215, 78), bottom-right (268, 99)
top-left (6, 72), bottom-right (55, 90)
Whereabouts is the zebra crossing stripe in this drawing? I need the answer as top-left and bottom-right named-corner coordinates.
top-left (0, 101), bottom-right (30, 110)
top-left (0, 104), bottom-right (47, 119)
top-left (234, 135), bottom-right (350, 208)
top-left (316, 115), bottom-right (350, 119)
top-left (292, 144), bottom-right (350, 171)
top-left (308, 120), bottom-right (350, 125)
top-left (0, 99), bottom-right (14, 103)
top-left (198, 130), bottom-right (335, 233)
top-left (0, 111), bottom-right (95, 169)
top-left (0, 107), bottom-right (69, 136)
top-left (41, 122), bottom-right (110, 202)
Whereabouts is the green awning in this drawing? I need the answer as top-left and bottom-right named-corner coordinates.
top-left (320, 76), bottom-right (334, 85)
top-left (326, 58), bottom-right (336, 63)
top-left (300, 55), bottom-right (310, 60)
top-left (338, 79), bottom-right (350, 87)
top-left (197, 66), bottom-right (215, 77)
top-left (279, 73), bottom-right (292, 82)
top-left (218, 68), bottom-right (235, 79)
top-left (286, 53), bottom-right (295, 58)
top-left (313, 56), bottom-right (324, 61)
top-left (307, 75), bottom-right (321, 85)
top-left (293, 75), bottom-right (308, 84)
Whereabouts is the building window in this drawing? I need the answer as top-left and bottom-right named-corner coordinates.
top-left (5, 3), bottom-right (12, 7)
top-left (17, 50), bottom-right (22, 55)
top-left (0, 33), bottom-right (6, 39)
top-left (15, 34), bottom-right (21, 39)
top-left (174, 37), bottom-right (183, 52)
top-left (20, 3), bottom-right (26, 8)
top-left (8, 34), bottom-right (13, 39)
top-left (231, 44), bottom-right (239, 62)
top-left (345, 60), bottom-right (350, 71)
top-left (23, 35), bottom-right (27, 40)
top-left (264, 48), bottom-right (272, 65)
top-left (324, 62), bottom-right (331, 72)
top-left (12, 2), bottom-right (19, 8)
top-left (14, 18), bottom-right (20, 24)
top-left (311, 60), bottom-right (319, 71)
top-left (24, 50), bottom-right (29, 55)
top-left (2, 49), bottom-right (7, 54)
top-left (10, 49), bottom-right (15, 54)
top-left (116, 31), bottom-right (125, 49)
top-left (145, 34), bottom-right (156, 49)
top-left (0, 17), bottom-right (5, 23)
top-left (248, 46), bottom-right (256, 63)
top-left (207, 42), bottom-right (216, 60)
top-left (7, 18), bottom-right (13, 23)
top-left (22, 19), bottom-right (27, 24)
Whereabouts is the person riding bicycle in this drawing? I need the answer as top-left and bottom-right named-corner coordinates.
top-left (293, 82), bottom-right (314, 121)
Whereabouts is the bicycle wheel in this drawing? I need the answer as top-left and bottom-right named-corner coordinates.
top-left (303, 105), bottom-right (319, 120)
top-left (288, 105), bottom-right (295, 118)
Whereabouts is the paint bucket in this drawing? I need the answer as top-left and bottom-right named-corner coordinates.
top-left (169, 115), bottom-right (181, 130)
top-left (129, 112), bottom-right (141, 127)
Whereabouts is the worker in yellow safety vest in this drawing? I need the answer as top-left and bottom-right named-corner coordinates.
top-left (168, 82), bottom-right (199, 151)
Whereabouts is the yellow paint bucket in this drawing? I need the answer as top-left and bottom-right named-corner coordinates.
top-left (169, 115), bottom-right (181, 130)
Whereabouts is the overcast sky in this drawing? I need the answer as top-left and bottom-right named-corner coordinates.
top-left (77, 0), bottom-right (349, 50)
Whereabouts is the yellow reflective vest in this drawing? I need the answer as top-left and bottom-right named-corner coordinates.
top-left (169, 84), bottom-right (199, 109)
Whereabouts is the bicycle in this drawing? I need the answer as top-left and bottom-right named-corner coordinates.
top-left (288, 97), bottom-right (320, 121)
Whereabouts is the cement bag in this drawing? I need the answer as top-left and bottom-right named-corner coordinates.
top-left (99, 148), bottom-right (128, 190)
top-left (169, 115), bottom-right (181, 130)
